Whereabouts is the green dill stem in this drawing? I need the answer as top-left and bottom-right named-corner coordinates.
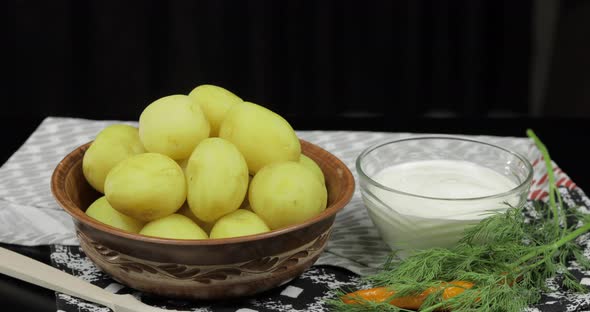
top-left (547, 222), bottom-right (590, 252)
top-left (518, 254), bottom-right (553, 274)
top-left (511, 221), bottom-right (590, 269)
top-left (527, 129), bottom-right (561, 232)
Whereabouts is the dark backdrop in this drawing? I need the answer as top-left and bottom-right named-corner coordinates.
top-left (3, 0), bottom-right (590, 187)
top-left (4, 0), bottom-right (534, 123)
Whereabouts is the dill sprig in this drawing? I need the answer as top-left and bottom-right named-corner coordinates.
top-left (329, 129), bottom-right (590, 311)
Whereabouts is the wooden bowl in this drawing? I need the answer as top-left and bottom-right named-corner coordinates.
top-left (51, 139), bottom-right (354, 300)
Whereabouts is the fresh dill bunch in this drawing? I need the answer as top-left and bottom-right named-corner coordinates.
top-left (329, 129), bottom-right (590, 312)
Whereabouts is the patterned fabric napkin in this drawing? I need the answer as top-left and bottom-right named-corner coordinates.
top-left (1, 117), bottom-right (589, 311)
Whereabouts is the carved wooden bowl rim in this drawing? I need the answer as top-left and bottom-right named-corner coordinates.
top-left (51, 139), bottom-right (355, 246)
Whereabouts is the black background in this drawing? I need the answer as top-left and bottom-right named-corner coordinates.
top-left (3, 1), bottom-right (590, 119)
top-left (3, 0), bottom-right (535, 120)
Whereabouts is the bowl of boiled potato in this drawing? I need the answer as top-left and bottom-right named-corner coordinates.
top-left (51, 85), bottom-right (355, 300)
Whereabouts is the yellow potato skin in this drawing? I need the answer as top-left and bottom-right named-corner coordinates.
top-left (209, 209), bottom-right (270, 239)
top-left (86, 196), bottom-right (145, 233)
top-left (299, 154), bottom-right (325, 184)
top-left (177, 203), bottom-right (214, 234)
top-left (186, 138), bottom-right (249, 223)
top-left (104, 153), bottom-right (186, 222)
top-left (139, 214), bottom-right (208, 240)
top-left (82, 124), bottom-right (145, 193)
top-left (218, 101), bottom-right (301, 174)
top-left (249, 161), bottom-right (328, 230)
top-left (188, 84), bottom-right (243, 137)
top-left (139, 94), bottom-right (210, 160)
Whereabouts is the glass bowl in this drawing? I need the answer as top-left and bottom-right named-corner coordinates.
top-left (356, 136), bottom-right (533, 257)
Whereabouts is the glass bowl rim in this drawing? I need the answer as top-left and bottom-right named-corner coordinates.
top-left (355, 135), bottom-right (534, 202)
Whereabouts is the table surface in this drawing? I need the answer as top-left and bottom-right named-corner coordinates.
top-left (2, 116), bottom-right (590, 311)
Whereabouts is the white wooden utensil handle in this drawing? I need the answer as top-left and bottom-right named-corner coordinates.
top-left (0, 246), bottom-right (115, 309)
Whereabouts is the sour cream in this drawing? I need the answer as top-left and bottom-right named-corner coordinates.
top-left (373, 160), bottom-right (518, 219)
top-left (363, 159), bottom-right (523, 257)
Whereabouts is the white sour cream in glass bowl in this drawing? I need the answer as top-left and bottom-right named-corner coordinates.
top-left (356, 136), bottom-right (533, 258)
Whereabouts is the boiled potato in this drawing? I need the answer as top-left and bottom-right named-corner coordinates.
top-left (139, 95), bottom-right (210, 160)
top-left (105, 153), bottom-right (186, 222)
top-left (86, 196), bottom-right (144, 233)
top-left (249, 161), bottom-right (327, 230)
top-left (300, 154), bottom-right (325, 184)
top-left (188, 84), bottom-right (243, 137)
top-left (186, 138), bottom-right (249, 223)
top-left (209, 209), bottom-right (270, 239)
top-left (219, 101), bottom-right (301, 174)
top-left (177, 203), bottom-right (214, 234)
top-left (139, 214), bottom-right (208, 240)
top-left (83, 124), bottom-right (145, 193)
